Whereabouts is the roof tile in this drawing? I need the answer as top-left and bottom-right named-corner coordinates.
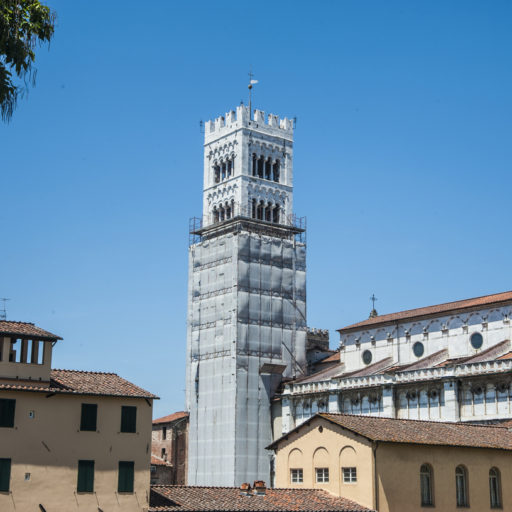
top-left (154, 411), bottom-right (189, 425)
top-left (339, 291), bottom-right (512, 333)
top-left (0, 321), bottom-right (62, 340)
top-left (0, 369), bottom-right (157, 399)
top-left (150, 486), bottom-right (373, 511)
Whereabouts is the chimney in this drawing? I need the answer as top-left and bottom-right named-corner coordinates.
top-left (253, 480), bottom-right (266, 495)
top-left (240, 483), bottom-right (251, 496)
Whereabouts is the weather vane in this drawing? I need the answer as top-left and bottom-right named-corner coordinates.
top-left (248, 69), bottom-right (258, 117)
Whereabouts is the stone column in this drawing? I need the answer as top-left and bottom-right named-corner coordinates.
top-left (382, 386), bottom-right (395, 418)
top-left (281, 397), bottom-right (292, 434)
top-left (328, 392), bottom-right (340, 413)
top-left (443, 380), bottom-right (460, 421)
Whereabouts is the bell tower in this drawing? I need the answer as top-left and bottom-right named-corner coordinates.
top-left (186, 105), bottom-right (306, 486)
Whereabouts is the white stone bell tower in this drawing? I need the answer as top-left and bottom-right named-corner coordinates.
top-left (186, 105), bottom-right (307, 486)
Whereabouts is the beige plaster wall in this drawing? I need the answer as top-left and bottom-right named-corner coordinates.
top-left (0, 389), bottom-right (152, 512)
top-left (376, 443), bottom-right (512, 512)
top-left (273, 416), bottom-right (375, 509)
top-left (0, 337), bottom-right (53, 383)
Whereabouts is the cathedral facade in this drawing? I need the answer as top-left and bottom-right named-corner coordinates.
top-left (278, 291), bottom-right (512, 435)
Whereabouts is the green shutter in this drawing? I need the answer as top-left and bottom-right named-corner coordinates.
top-left (0, 459), bottom-right (11, 492)
top-left (77, 460), bottom-right (94, 492)
top-left (118, 461), bottom-right (134, 492)
top-left (80, 404), bottom-right (97, 431)
top-left (0, 399), bottom-right (15, 428)
top-left (120, 406), bottom-right (136, 433)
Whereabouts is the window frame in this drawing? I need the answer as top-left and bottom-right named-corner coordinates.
top-left (290, 468), bottom-right (303, 484)
top-left (77, 460), bottom-right (95, 493)
top-left (0, 399), bottom-right (16, 428)
top-left (420, 463), bottom-right (434, 507)
top-left (315, 467), bottom-right (329, 484)
top-left (0, 458), bottom-right (11, 492)
top-left (489, 467), bottom-right (502, 509)
top-left (80, 403), bottom-right (98, 432)
top-left (342, 466), bottom-right (357, 484)
top-left (455, 465), bottom-right (469, 508)
top-left (120, 406), bottom-right (137, 433)
top-left (118, 461), bottom-right (135, 493)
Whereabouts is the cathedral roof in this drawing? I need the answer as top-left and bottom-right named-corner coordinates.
top-left (268, 413), bottom-right (512, 452)
top-left (338, 290), bottom-right (512, 333)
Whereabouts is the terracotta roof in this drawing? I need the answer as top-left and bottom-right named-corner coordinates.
top-left (151, 456), bottom-right (171, 466)
top-left (338, 290), bottom-right (512, 333)
top-left (150, 486), bottom-right (372, 512)
top-left (497, 351), bottom-right (512, 360)
top-left (318, 351), bottom-right (340, 364)
top-left (154, 411), bottom-right (189, 425)
top-left (268, 413), bottom-right (512, 451)
top-left (0, 369), bottom-right (157, 399)
top-left (0, 321), bottom-right (62, 340)
top-left (434, 340), bottom-right (510, 367)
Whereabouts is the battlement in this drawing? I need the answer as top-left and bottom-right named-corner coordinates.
top-left (204, 105), bottom-right (293, 141)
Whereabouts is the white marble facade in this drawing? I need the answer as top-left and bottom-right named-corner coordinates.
top-left (279, 294), bottom-right (512, 434)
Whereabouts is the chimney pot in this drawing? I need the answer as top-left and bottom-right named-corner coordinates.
top-left (240, 482), bottom-right (251, 496)
top-left (253, 480), bottom-right (266, 495)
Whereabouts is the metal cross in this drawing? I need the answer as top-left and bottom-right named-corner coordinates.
top-left (370, 294), bottom-right (378, 310)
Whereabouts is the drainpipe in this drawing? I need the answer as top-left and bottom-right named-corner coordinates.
top-left (372, 441), bottom-right (379, 511)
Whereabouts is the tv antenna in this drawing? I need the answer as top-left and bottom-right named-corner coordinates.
top-left (0, 298), bottom-right (9, 321)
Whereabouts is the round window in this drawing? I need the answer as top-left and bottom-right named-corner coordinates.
top-left (413, 342), bottom-right (424, 358)
top-left (470, 332), bottom-right (483, 349)
top-left (362, 350), bottom-right (372, 365)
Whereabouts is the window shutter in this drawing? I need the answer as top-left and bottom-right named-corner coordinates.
top-left (118, 461), bottom-right (134, 492)
top-left (120, 406), bottom-right (137, 433)
top-left (77, 460), bottom-right (94, 492)
top-left (80, 404), bottom-right (98, 431)
top-left (0, 399), bottom-right (16, 428)
top-left (0, 458), bottom-right (11, 492)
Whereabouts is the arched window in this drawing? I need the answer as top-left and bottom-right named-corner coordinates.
top-left (265, 158), bottom-right (272, 180)
top-left (420, 464), bottom-right (434, 506)
top-left (272, 205), bottom-right (280, 224)
top-left (213, 208), bottom-right (219, 223)
top-left (252, 154), bottom-right (257, 176)
top-left (265, 202), bottom-right (272, 222)
top-left (273, 160), bottom-right (280, 182)
top-left (489, 467), bottom-right (502, 508)
top-left (455, 466), bottom-right (469, 507)
top-left (251, 199), bottom-right (256, 219)
top-left (214, 165), bottom-right (220, 184)
top-left (257, 156), bottom-right (264, 178)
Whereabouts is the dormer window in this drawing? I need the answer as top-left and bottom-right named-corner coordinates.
top-left (8, 338), bottom-right (45, 365)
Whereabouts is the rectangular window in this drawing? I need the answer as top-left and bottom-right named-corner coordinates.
top-left (315, 467), bottom-right (329, 483)
top-left (118, 461), bottom-right (134, 492)
top-left (0, 459), bottom-right (11, 492)
top-left (120, 406), bottom-right (137, 433)
top-left (342, 467), bottom-right (357, 483)
top-left (80, 404), bottom-right (97, 431)
top-left (162, 426), bottom-right (167, 440)
top-left (0, 399), bottom-right (15, 428)
top-left (77, 460), bottom-right (95, 492)
top-left (290, 468), bottom-right (303, 483)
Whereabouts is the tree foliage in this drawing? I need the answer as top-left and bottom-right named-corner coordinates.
top-left (0, 0), bottom-right (55, 122)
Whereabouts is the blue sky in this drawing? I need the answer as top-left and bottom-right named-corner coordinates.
top-left (1, 1), bottom-right (511, 417)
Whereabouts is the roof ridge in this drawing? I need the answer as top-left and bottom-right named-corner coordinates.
top-left (339, 290), bottom-right (512, 331)
top-left (0, 320), bottom-right (35, 325)
top-left (52, 368), bottom-right (118, 376)
top-left (320, 412), bottom-right (509, 430)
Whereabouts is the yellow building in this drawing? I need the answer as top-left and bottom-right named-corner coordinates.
top-left (0, 321), bottom-right (156, 512)
top-left (268, 412), bottom-right (512, 512)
